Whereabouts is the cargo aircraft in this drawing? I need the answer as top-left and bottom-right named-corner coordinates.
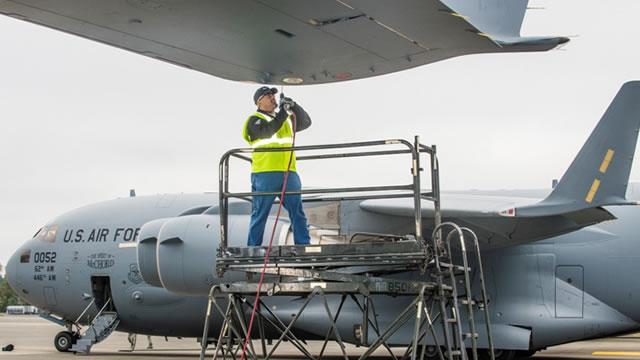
top-left (5, 0), bottom-right (636, 359)
top-left (5, 80), bottom-right (640, 359)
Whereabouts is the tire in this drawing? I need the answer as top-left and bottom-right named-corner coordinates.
top-left (422, 345), bottom-right (442, 360)
top-left (54, 331), bottom-right (74, 352)
top-left (403, 345), bottom-right (443, 360)
top-left (480, 349), bottom-right (517, 360)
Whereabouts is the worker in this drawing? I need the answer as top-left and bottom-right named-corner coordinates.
top-left (127, 333), bottom-right (136, 350)
top-left (127, 333), bottom-right (153, 350)
top-left (243, 86), bottom-right (312, 246)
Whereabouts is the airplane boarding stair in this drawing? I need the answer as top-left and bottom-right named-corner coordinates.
top-left (70, 301), bottom-right (120, 354)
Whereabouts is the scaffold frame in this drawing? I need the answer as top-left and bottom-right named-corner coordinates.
top-left (200, 137), bottom-right (494, 360)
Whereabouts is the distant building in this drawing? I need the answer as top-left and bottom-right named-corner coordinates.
top-left (6, 305), bottom-right (38, 315)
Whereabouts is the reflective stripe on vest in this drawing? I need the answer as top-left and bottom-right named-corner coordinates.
top-left (250, 136), bottom-right (293, 148)
top-left (242, 112), bottom-right (296, 173)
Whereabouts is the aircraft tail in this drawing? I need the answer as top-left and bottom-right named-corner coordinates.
top-left (516, 81), bottom-right (640, 217)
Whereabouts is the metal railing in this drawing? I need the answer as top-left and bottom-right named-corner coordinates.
top-left (217, 136), bottom-right (440, 252)
top-left (74, 298), bottom-right (96, 326)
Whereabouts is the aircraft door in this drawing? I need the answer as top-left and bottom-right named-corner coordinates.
top-left (91, 276), bottom-right (115, 311)
top-left (555, 266), bottom-right (584, 318)
top-left (43, 286), bottom-right (58, 307)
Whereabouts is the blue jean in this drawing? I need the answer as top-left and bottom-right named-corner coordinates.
top-left (247, 171), bottom-right (310, 246)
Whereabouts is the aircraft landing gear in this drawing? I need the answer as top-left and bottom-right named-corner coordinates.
top-left (54, 331), bottom-right (77, 352)
top-left (480, 348), bottom-right (517, 360)
top-left (422, 345), bottom-right (441, 360)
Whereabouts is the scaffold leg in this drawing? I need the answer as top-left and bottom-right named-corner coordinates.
top-left (265, 289), bottom-right (320, 360)
top-left (353, 295), bottom-right (398, 360)
top-left (357, 297), bottom-right (419, 360)
top-left (245, 298), bottom-right (315, 359)
top-left (318, 294), bottom-right (347, 358)
top-left (200, 286), bottom-right (217, 360)
top-left (317, 289), bottom-right (349, 360)
top-left (255, 302), bottom-right (267, 358)
top-left (231, 296), bottom-right (257, 360)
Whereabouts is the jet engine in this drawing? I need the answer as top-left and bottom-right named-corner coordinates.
top-left (137, 213), bottom-right (291, 296)
top-left (137, 218), bottom-right (169, 287)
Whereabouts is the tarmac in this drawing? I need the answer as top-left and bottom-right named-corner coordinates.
top-left (1, 315), bottom-right (639, 359)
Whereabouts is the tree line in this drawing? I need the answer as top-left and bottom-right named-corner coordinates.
top-left (0, 277), bottom-right (25, 312)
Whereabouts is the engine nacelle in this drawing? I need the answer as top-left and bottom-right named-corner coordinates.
top-left (136, 218), bottom-right (171, 287)
top-left (155, 214), bottom-right (218, 296)
top-left (153, 213), bottom-right (291, 296)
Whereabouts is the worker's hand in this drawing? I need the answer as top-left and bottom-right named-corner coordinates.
top-left (280, 97), bottom-right (295, 111)
top-left (275, 106), bottom-right (289, 121)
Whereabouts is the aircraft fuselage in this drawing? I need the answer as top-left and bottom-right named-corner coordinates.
top-left (6, 194), bottom-right (640, 351)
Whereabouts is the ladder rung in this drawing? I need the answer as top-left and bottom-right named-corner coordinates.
top-left (446, 318), bottom-right (458, 323)
top-left (439, 262), bottom-right (468, 273)
top-left (440, 262), bottom-right (460, 269)
top-left (463, 333), bottom-right (479, 339)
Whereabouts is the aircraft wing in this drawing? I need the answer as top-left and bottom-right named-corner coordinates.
top-left (360, 194), bottom-right (617, 248)
top-left (0, 0), bottom-right (568, 85)
top-left (362, 81), bottom-right (640, 247)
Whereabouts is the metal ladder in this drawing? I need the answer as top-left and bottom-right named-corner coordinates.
top-left (431, 223), bottom-right (495, 360)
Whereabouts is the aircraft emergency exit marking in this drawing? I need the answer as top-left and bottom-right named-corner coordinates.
top-left (62, 227), bottom-right (140, 243)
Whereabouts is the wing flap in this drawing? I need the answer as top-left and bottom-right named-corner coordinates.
top-left (341, 0), bottom-right (496, 51)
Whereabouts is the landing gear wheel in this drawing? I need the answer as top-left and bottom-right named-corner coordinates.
top-left (480, 349), bottom-right (517, 360)
top-left (54, 331), bottom-right (74, 352)
top-left (421, 345), bottom-right (442, 360)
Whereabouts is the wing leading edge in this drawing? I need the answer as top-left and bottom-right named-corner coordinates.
top-left (361, 81), bottom-right (640, 247)
top-left (0, 0), bottom-right (567, 85)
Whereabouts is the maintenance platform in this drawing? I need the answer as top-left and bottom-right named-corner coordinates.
top-left (200, 137), bottom-right (495, 360)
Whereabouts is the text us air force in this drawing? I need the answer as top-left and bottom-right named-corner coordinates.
top-left (63, 227), bottom-right (140, 243)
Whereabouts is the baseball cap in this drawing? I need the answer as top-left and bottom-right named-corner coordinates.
top-left (253, 86), bottom-right (278, 104)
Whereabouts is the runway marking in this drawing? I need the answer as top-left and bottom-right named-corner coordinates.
top-left (592, 351), bottom-right (640, 356)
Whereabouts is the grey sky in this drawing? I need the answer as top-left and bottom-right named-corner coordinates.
top-left (1, 0), bottom-right (640, 265)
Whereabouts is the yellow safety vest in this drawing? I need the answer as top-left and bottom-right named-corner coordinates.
top-left (242, 112), bottom-right (296, 173)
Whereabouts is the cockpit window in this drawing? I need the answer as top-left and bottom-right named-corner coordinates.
top-left (43, 225), bottom-right (58, 243)
top-left (20, 250), bottom-right (30, 263)
top-left (34, 225), bottom-right (57, 243)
